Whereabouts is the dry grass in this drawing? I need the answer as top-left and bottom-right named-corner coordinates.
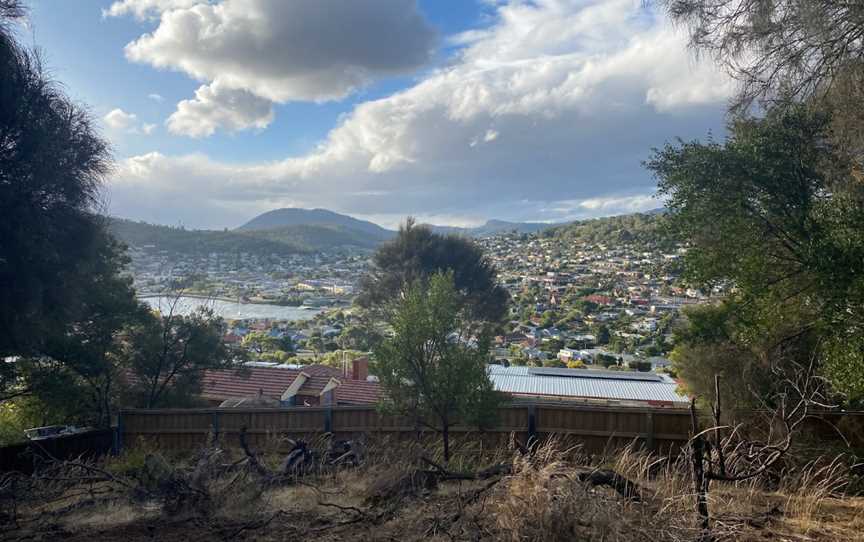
top-left (4, 434), bottom-right (864, 541)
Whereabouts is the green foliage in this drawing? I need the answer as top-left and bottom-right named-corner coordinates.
top-left (649, 105), bottom-right (864, 403)
top-left (597, 354), bottom-right (619, 368)
top-left (242, 331), bottom-right (288, 355)
top-left (122, 305), bottom-right (247, 408)
top-left (318, 349), bottom-right (366, 368)
top-left (0, 5), bottom-right (111, 364)
top-left (0, 395), bottom-right (63, 446)
top-left (337, 322), bottom-right (382, 351)
top-left (358, 218), bottom-right (510, 323)
top-left (670, 302), bottom-right (811, 409)
top-left (626, 360), bottom-right (652, 372)
top-left (547, 212), bottom-right (673, 249)
top-left (373, 272), bottom-right (501, 461)
top-left (591, 323), bottom-right (611, 345)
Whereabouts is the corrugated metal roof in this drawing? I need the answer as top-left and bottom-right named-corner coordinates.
top-left (488, 365), bottom-right (688, 404)
top-left (528, 367), bottom-right (664, 382)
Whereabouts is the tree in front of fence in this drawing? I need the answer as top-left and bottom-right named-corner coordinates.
top-left (120, 296), bottom-right (248, 408)
top-left (374, 272), bottom-right (501, 462)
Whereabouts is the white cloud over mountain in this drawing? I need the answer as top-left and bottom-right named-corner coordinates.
top-left (108, 0), bottom-right (732, 229)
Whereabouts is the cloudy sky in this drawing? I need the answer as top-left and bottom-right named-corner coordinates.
top-left (24, 0), bottom-right (731, 229)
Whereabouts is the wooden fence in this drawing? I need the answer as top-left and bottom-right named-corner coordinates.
top-left (0, 429), bottom-right (115, 473)
top-left (120, 404), bottom-right (693, 454)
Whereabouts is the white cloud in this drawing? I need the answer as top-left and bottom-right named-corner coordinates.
top-left (147, 93), bottom-right (164, 102)
top-left (103, 108), bottom-right (158, 136)
top-left (114, 0), bottom-right (436, 136)
top-left (103, 108), bottom-right (139, 131)
top-left (103, 0), bottom-right (202, 21)
top-left (166, 82), bottom-right (274, 137)
top-left (108, 0), bottom-right (731, 228)
top-left (548, 193), bottom-right (662, 217)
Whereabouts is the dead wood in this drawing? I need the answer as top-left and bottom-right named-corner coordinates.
top-left (576, 469), bottom-right (645, 502)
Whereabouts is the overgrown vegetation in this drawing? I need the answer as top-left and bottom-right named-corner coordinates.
top-left (3, 436), bottom-right (862, 541)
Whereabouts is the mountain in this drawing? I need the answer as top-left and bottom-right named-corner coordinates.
top-left (427, 219), bottom-right (557, 237)
top-left (237, 208), bottom-right (392, 241)
top-left (108, 217), bottom-right (385, 255)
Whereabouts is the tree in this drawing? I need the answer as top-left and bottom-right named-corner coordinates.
top-left (306, 333), bottom-right (325, 361)
top-left (41, 232), bottom-right (151, 426)
top-left (242, 331), bottom-right (285, 356)
top-left (336, 323), bottom-right (380, 352)
top-left (591, 323), bottom-right (611, 345)
top-left (374, 272), bottom-right (501, 462)
top-left (649, 106), bottom-right (864, 401)
top-left (660, 0), bottom-right (864, 112)
top-left (122, 302), bottom-right (246, 408)
top-left (0, 2), bottom-right (112, 362)
top-left (358, 218), bottom-right (509, 323)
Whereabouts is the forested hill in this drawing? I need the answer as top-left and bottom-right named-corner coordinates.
top-left (543, 211), bottom-right (677, 249)
top-left (107, 218), bottom-right (386, 255)
top-left (238, 207), bottom-right (392, 242)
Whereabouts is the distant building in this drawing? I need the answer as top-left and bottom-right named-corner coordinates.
top-left (202, 358), bottom-right (379, 407)
top-left (487, 365), bottom-right (687, 408)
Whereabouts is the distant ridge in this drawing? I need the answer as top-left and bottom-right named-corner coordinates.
top-left (108, 216), bottom-right (387, 255)
top-left (427, 219), bottom-right (557, 237)
top-left (109, 208), bottom-right (672, 256)
top-left (237, 208), bottom-right (392, 241)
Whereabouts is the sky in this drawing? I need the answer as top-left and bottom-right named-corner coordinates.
top-left (21, 0), bottom-right (732, 230)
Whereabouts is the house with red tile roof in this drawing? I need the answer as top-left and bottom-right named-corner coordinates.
top-left (201, 357), bottom-right (380, 407)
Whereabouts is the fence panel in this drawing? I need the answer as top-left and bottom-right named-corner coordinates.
top-left (120, 404), bottom-right (692, 454)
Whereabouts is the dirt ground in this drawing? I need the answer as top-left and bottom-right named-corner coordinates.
top-left (4, 441), bottom-right (864, 542)
top-left (6, 474), bottom-right (864, 541)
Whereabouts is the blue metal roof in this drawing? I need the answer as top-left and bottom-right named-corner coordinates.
top-left (488, 365), bottom-right (688, 405)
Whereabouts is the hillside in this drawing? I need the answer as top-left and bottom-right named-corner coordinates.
top-left (429, 219), bottom-right (556, 237)
top-left (108, 218), bottom-right (383, 255)
top-left (544, 211), bottom-right (676, 248)
top-left (237, 208), bottom-right (393, 242)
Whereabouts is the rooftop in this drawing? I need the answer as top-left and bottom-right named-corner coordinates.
top-left (487, 365), bottom-right (688, 406)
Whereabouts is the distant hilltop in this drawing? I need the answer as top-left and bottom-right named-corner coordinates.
top-left (108, 207), bottom-right (669, 255)
top-left (239, 207), bottom-right (562, 238)
top-left (237, 208), bottom-right (392, 241)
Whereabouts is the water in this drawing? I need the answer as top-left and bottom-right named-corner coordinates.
top-left (140, 295), bottom-right (326, 321)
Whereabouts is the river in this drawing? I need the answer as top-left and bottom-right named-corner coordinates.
top-left (139, 295), bottom-right (326, 321)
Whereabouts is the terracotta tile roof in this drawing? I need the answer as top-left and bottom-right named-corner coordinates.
top-left (294, 375), bottom-right (337, 396)
top-left (201, 364), bottom-right (380, 405)
top-left (201, 366), bottom-right (296, 400)
top-left (334, 380), bottom-right (381, 405)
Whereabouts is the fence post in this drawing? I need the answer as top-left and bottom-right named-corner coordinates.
top-left (324, 407), bottom-right (333, 434)
top-left (211, 411), bottom-right (221, 442)
top-left (113, 411), bottom-right (124, 456)
top-left (527, 405), bottom-right (537, 443)
top-left (645, 411), bottom-right (655, 451)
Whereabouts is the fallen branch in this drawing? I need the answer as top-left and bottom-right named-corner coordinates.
top-left (576, 469), bottom-right (645, 502)
top-left (238, 427), bottom-right (271, 479)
